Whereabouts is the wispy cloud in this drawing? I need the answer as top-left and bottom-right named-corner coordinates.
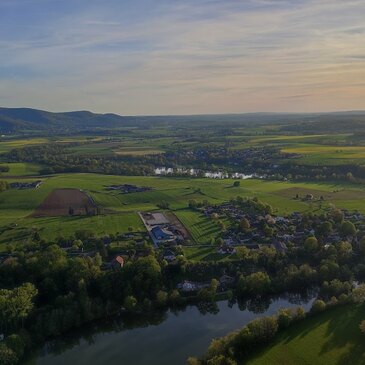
top-left (0, 0), bottom-right (364, 114)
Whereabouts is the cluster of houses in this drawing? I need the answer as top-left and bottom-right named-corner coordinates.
top-left (106, 184), bottom-right (152, 194)
top-left (10, 180), bottom-right (42, 189)
top-left (204, 203), bottom-right (364, 254)
top-left (140, 212), bottom-right (184, 247)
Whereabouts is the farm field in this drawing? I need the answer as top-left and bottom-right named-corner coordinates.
top-left (175, 209), bottom-right (228, 244)
top-left (0, 212), bottom-right (144, 249)
top-left (2, 173), bottom-right (365, 249)
top-left (0, 137), bottom-right (48, 153)
top-left (182, 246), bottom-right (236, 262)
top-left (281, 144), bottom-right (365, 165)
top-left (31, 188), bottom-right (97, 217)
top-left (246, 304), bottom-right (365, 365)
top-left (0, 162), bottom-right (42, 176)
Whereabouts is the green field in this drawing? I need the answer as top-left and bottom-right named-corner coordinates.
top-left (247, 304), bottom-right (365, 365)
top-left (175, 210), bottom-right (224, 244)
top-left (0, 162), bottom-right (42, 176)
top-left (183, 246), bottom-right (236, 261)
top-left (1, 173), bottom-right (365, 249)
top-left (0, 137), bottom-right (48, 153)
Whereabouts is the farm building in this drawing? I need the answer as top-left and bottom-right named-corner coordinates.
top-left (151, 226), bottom-right (175, 242)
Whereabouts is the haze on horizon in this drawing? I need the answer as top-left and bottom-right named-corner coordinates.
top-left (0, 0), bottom-right (364, 116)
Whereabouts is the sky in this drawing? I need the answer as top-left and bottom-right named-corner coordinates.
top-left (0, 0), bottom-right (365, 115)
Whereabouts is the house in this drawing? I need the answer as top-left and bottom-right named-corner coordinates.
top-left (177, 281), bottom-right (197, 292)
top-left (273, 240), bottom-right (287, 253)
top-left (217, 245), bottom-right (236, 254)
top-left (163, 250), bottom-right (176, 261)
top-left (151, 226), bottom-right (175, 242)
top-left (112, 255), bottom-right (124, 269)
top-left (219, 275), bottom-right (235, 288)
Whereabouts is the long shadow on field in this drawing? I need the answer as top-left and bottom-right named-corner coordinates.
top-left (280, 305), bottom-right (365, 365)
top-left (319, 305), bottom-right (365, 365)
top-left (244, 305), bottom-right (365, 365)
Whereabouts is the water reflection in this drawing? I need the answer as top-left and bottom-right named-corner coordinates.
top-left (28, 290), bottom-right (316, 365)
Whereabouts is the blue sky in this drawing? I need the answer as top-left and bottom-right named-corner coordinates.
top-left (0, 0), bottom-right (364, 115)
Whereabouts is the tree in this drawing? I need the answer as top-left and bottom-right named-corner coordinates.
top-left (304, 236), bottom-right (318, 252)
top-left (247, 316), bottom-right (279, 342)
top-left (169, 290), bottom-right (181, 305)
top-left (0, 283), bottom-right (38, 330)
top-left (238, 272), bottom-right (271, 296)
top-left (5, 334), bottom-right (26, 360)
top-left (317, 221), bottom-right (333, 236)
top-left (352, 284), bottom-right (365, 304)
top-left (236, 246), bottom-right (249, 260)
top-left (239, 218), bottom-right (250, 231)
top-left (187, 357), bottom-right (202, 365)
top-left (233, 181), bottom-right (240, 187)
top-left (277, 308), bottom-right (293, 329)
top-left (337, 241), bottom-right (353, 261)
top-left (331, 208), bottom-right (344, 224)
top-left (207, 355), bottom-right (237, 365)
top-left (359, 320), bottom-right (365, 334)
top-left (359, 236), bottom-right (365, 256)
top-left (155, 290), bottom-right (168, 307)
top-left (124, 296), bottom-right (137, 311)
top-left (340, 221), bottom-right (356, 236)
top-left (310, 299), bottom-right (326, 313)
top-left (157, 201), bottom-right (169, 209)
top-left (0, 343), bottom-right (18, 365)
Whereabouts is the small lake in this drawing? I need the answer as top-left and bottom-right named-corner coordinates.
top-left (26, 292), bottom-right (316, 365)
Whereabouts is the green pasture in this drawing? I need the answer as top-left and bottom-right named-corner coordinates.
top-left (0, 162), bottom-right (42, 176)
top-left (174, 210), bottom-right (226, 244)
top-left (0, 212), bottom-right (144, 249)
top-left (281, 144), bottom-right (365, 165)
top-left (183, 246), bottom-right (234, 262)
top-left (1, 173), bottom-right (365, 250)
top-left (247, 304), bottom-right (365, 365)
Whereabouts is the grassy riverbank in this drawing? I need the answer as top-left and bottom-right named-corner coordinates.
top-left (246, 304), bottom-right (365, 365)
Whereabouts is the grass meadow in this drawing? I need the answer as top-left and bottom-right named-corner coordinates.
top-left (247, 304), bottom-right (365, 365)
top-left (1, 173), bottom-right (365, 248)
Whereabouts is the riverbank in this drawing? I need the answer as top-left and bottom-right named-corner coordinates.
top-left (246, 304), bottom-right (365, 365)
top-left (24, 293), bottom-right (315, 365)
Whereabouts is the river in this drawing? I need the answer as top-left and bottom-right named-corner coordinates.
top-left (154, 167), bottom-right (257, 179)
top-left (25, 291), bottom-right (316, 365)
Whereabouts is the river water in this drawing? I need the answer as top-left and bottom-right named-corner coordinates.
top-left (154, 167), bottom-right (256, 179)
top-left (26, 291), bottom-right (316, 365)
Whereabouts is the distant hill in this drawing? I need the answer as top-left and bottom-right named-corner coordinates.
top-left (1, 107), bottom-right (365, 134)
top-left (0, 107), bottom-right (133, 133)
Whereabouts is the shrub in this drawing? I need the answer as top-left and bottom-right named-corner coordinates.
top-left (0, 343), bottom-right (18, 365)
top-left (359, 320), bottom-right (365, 334)
top-left (311, 299), bottom-right (326, 313)
top-left (277, 308), bottom-right (293, 329)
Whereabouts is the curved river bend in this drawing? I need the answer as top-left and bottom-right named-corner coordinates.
top-left (26, 292), bottom-right (315, 365)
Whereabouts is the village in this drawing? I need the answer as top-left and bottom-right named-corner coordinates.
top-left (202, 200), bottom-right (364, 255)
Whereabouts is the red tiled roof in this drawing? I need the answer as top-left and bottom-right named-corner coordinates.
top-left (114, 256), bottom-right (124, 266)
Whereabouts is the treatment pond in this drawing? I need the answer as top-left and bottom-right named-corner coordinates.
top-left (26, 292), bottom-right (315, 365)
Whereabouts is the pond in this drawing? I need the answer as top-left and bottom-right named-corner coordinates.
top-left (26, 292), bottom-right (316, 365)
